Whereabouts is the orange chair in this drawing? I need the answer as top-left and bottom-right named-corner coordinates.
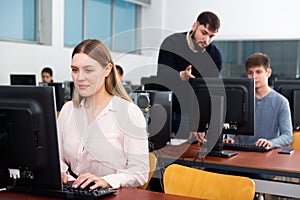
top-left (137, 152), bottom-right (157, 190)
top-left (292, 131), bottom-right (300, 150)
top-left (163, 164), bottom-right (255, 200)
top-left (292, 131), bottom-right (300, 183)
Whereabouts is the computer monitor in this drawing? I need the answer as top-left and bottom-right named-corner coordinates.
top-left (0, 86), bottom-right (62, 191)
top-left (274, 79), bottom-right (300, 130)
top-left (189, 78), bottom-right (255, 135)
top-left (294, 90), bottom-right (300, 130)
top-left (189, 77), bottom-right (255, 157)
top-left (10, 74), bottom-right (36, 86)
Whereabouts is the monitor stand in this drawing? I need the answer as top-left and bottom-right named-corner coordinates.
top-left (207, 134), bottom-right (237, 158)
top-left (199, 95), bottom-right (237, 158)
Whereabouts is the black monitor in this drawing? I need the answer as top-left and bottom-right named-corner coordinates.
top-left (0, 86), bottom-right (62, 191)
top-left (274, 79), bottom-right (300, 130)
top-left (189, 77), bottom-right (255, 157)
top-left (10, 74), bottom-right (36, 86)
top-left (189, 78), bottom-right (255, 135)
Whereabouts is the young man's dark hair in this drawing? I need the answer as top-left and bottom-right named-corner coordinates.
top-left (245, 52), bottom-right (270, 71)
top-left (197, 11), bottom-right (220, 33)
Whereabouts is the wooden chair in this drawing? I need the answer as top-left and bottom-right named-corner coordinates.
top-left (137, 152), bottom-right (157, 190)
top-left (163, 164), bottom-right (255, 200)
top-left (292, 131), bottom-right (300, 183)
top-left (292, 131), bottom-right (300, 150)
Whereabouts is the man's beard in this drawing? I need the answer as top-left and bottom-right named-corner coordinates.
top-left (188, 30), bottom-right (206, 53)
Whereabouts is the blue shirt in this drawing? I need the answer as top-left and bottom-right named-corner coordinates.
top-left (239, 89), bottom-right (293, 147)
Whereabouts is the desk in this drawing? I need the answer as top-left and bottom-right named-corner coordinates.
top-left (157, 143), bottom-right (300, 198)
top-left (0, 188), bottom-right (202, 200)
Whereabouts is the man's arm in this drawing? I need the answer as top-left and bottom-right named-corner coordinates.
top-left (269, 99), bottom-right (293, 147)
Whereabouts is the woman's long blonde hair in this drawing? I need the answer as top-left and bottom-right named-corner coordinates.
top-left (71, 39), bottom-right (132, 107)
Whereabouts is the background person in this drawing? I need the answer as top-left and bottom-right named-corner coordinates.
top-left (157, 11), bottom-right (223, 80)
top-left (41, 67), bottom-right (54, 83)
top-left (225, 52), bottom-right (293, 147)
top-left (157, 11), bottom-right (222, 143)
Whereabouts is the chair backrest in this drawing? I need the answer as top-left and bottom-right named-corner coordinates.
top-left (137, 152), bottom-right (157, 190)
top-left (292, 131), bottom-right (300, 150)
top-left (163, 164), bottom-right (255, 200)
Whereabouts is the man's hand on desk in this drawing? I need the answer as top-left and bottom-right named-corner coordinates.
top-left (222, 136), bottom-right (273, 147)
top-left (189, 132), bottom-right (207, 143)
top-left (255, 138), bottom-right (273, 147)
top-left (223, 136), bottom-right (234, 144)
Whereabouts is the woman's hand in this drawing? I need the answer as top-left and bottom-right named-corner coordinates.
top-left (72, 172), bottom-right (111, 190)
top-left (61, 172), bottom-right (68, 184)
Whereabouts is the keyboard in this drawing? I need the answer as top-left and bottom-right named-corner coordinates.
top-left (9, 184), bottom-right (116, 200)
top-left (223, 143), bottom-right (274, 152)
top-left (61, 183), bottom-right (116, 199)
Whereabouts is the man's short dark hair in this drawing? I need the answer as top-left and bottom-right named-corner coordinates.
top-left (245, 53), bottom-right (270, 71)
top-left (197, 11), bottom-right (220, 33)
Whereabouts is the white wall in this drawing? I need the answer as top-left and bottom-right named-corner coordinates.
top-left (163, 0), bottom-right (300, 40)
top-left (1, 0), bottom-right (300, 85)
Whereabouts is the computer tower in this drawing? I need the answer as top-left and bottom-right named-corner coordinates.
top-left (130, 91), bottom-right (151, 125)
top-left (131, 90), bottom-right (172, 151)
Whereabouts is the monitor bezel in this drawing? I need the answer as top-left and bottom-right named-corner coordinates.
top-left (0, 85), bottom-right (62, 190)
top-left (189, 77), bottom-right (255, 135)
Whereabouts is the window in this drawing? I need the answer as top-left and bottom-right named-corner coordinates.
top-left (0, 0), bottom-right (52, 45)
top-left (64, 0), bottom-right (139, 53)
top-left (215, 40), bottom-right (300, 80)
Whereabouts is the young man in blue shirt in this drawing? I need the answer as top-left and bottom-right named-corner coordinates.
top-left (226, 52), bottom-right (293, 147)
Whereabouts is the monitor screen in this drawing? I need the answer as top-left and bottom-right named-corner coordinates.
top-left (274, 79), bottom-right (300, 130)
top-left (0, 86), bottom-right (62, 191)
top-left (10, 74), bottom-right (36, 86)
top-left (294, 90), bottom-right (300, 130)
top-left (189, 77), bottom-right (255, 135)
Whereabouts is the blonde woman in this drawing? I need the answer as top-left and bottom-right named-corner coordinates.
top-left (58, 39), bottom-right (149, 190)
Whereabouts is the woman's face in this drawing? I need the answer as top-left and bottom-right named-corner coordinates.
top-left (42, 72), bottom-right (52, 83)
top-left (71, 53), bottom-right (111, 97)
